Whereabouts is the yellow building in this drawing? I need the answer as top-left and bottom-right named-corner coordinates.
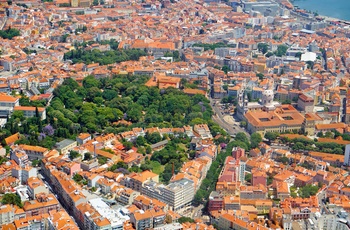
top-left (71, 0), bottom-right (79, 7)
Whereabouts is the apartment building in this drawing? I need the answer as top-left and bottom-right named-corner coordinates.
top-left (116, 187), bottom-right (140, 206)
top-left (76, 133), bottom-right (91, 145)
top-left (142, 179), bottom-right (194, 212)
top-left (297, 94), bottom-right (314, 113)
top-left (121, 171), bottom-right (159, 192)
top-left (130, 209), bottom-right (166, 230)
top-left (23, 194), bottom-right (60, 217)
top-left (27, 177), bottom-right (49, 199)
top-left (239, 184), bottom-right (268, 200)
top-left (48, 210), bottom-right (79, 230)
top-left (0, 205), bottom-right (15, 226)
top-left (0, 93), bottom-right (19, 117)
top-left (13, 106), bottom-right (46, 120)
top-left (10, 151), bottom-right (28, 167)
top-left (11, 166), bottom-right (37, 184)
top-left (130, 210), bottom-right (153, 230)
top-left (218, 156), bottom-right (246, 183)
top-left (0, 160), bottom-right (18, 181)
top-left (17, 144), bottom-right (49, 160)
top-left (193, 124), bottom-right (213, 139)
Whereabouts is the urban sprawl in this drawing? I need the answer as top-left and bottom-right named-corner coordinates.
top-left (0, 0), bottom-right (350, 229)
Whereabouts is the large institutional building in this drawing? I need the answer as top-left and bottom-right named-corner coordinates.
top-left (244, 104), bottom-right (304, 136)
top-left (236, 87), bottom-right (305, 136)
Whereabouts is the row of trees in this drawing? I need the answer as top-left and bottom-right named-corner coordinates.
top-left (192, 42), bottom-right (235, 51)
top-left (282, 137), bottom-right (345, 154)
top-left (63, 48), bottom-right (147, 65)
top-left (264, 131), bottom-right (346, 154)
top-left (193, 133), bottom-right (253, 205)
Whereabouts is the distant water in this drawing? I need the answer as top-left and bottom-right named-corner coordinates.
top-left (292, 0), bottom-right (350, 21)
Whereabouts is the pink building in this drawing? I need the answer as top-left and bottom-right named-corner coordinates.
top-left (252, 170), bottom-right (267, 187)
top-left (232, 147), bottom-right (245, 160)
top-left (218, 157), bottom-right (239, 183)
top-left (62, 162), bottom-right (81, 177)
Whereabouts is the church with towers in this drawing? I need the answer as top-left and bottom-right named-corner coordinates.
top-left (236, 88), bottom-right (282, 121)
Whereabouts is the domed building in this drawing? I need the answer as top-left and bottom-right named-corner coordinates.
top-left (236, 88), bottom-right (281, 120)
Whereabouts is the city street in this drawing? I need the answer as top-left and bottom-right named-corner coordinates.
top-left (209, 98), bottom-right (250, 137)
top-left (192, 204), bottom-right (204, 219)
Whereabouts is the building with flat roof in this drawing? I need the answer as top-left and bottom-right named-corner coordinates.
top-left (55, 139), bottom-right (77, 154)
top-left (142, 179), bottom-right (194, 213)
top-left (88, 198), bottom-right (130, 230)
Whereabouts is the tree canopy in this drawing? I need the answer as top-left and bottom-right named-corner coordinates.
top-left (1, 193), bottom-right (23, 208)
top-left (64, 40), bottom-right (146, 65)
top-left (0, 28), bottom-right (20, 39)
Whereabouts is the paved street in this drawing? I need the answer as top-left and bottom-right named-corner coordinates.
top-left (317, 188), bottom-right (331, 214)
top-left (192, 204), bottom-right (204, 219)
top-left (209, 98), bottom-right (250, 137)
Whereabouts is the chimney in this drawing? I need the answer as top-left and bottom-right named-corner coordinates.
top-left (92, 141), bottom-right (98, 158)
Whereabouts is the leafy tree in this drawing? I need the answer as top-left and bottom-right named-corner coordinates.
top-left (221, 65), bottom-right (229, 74)
top-left (98, 156), bottom-right (108, 165)
top-left (59, 3), bottom-right (70, 6)
top-left (282, 99), bottom-right (292, 104)
top-left (324, 131), bottom-right (333, 138)
top-left (333, 148), bottom-right (343, 154)
top-left (0, 28), bottom-right (20, 40)
top-left (123, 141), bottom-right (133, 150)
top-left (274, 45), bottom-right (288, 57)
top-left (245, 173), bottom-right (252, 183)
top-left (277, 156), bottom-right (289, 164)
top-left (250, 132), bottom-right (262, 149)
top-left (32, 159), bottom-right (41, 167)
top-left (258, 43), bottom-right (269, 54)
top-left (256, 72), bottom-right (264, 80)
top-left (73, 173), bottom-right (83, 182)
top-left (240, 121), bottom-right (247, 128)
top-left (293, 142), bottom-right (306, 151)
top-left (295, 52), bottom-right (303, 59)
top-left (63, 47), bottom-right (147, 65)
top-left (109, 161), bottom-right (128, 171)
top-left (136, 136), bottom-right (146, 147)
top-left (266, 52), bottom-right (274, 57)
top-left (299, 184), bottom-right (319, 198)
top-left (235, 132), bottom-right (249, 144)
top-left (146, 146), bottom-right (152, 154)
top-left (69, 150), bottom-right (80, 160)
top-left (178, 217), bottom-right (195, 224)
top-left (265, 132), bottom-right (279, 142)
top-left (84, 152), bottom-right (92, 161)
top-left (1, 193), bottom-right (23, 208)
top-left (140, 160), bottom-right (153, 171)
top-left (145, 132), bottom-right (162, 144)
